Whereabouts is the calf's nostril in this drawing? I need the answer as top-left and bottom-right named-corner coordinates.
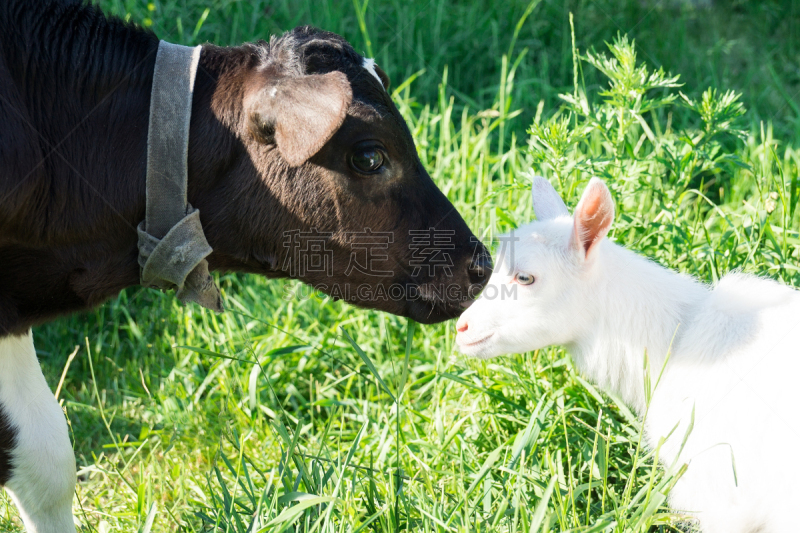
top-left (468, 253), bottom-right (493, 285)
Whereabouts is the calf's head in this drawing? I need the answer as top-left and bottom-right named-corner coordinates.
top-left (455, 177), bottom-right (615, 357)
top-left (197, 27), bottom-right (490, 323)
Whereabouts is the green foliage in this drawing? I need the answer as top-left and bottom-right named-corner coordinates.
top-left (529, 33), bottom-right (799, 289)
top-left (2, 2), bottom-right (798, 532)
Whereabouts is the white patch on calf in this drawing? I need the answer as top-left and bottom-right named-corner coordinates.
top-left (361, 58), bottom-right (384, 89)
top-left (1, 331), bottom-right (76, 533)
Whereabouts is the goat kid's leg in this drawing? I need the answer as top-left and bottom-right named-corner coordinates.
top-left (0, 331), bottom-right (76, 533)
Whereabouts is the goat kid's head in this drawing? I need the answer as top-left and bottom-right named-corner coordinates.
top-left (201, 27), bottom-right (490, 324)
top-left (455, 177), bottom-right (615, 357)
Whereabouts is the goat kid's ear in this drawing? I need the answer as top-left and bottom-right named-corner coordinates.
top-left (246, 71), bottom-right (353, 167)
top-left (531, 176), bottom-right (569, 221)
top-left (571, 178), bottom-right (615, 259)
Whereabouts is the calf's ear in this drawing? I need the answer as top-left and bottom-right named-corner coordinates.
top-left (246, 71), bottom-right (353, 166)
top-left (374, 63), bottom-right (391, 90)
top-left (531, 176), bottom-right (569, 221)
top-left (571, 178), bottom-right (614, 260)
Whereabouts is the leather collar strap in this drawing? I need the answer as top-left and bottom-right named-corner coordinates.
top-left (136, 41), bottom-right (223, 312)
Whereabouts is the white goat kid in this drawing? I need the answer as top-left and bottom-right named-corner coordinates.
top-left (456, 177), bottom-right (800, 533)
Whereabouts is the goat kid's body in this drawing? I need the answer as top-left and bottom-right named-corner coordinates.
top-left (457, 178), bottom-right (800, 532)
top-left (573, 242), bottom-right (800, 532)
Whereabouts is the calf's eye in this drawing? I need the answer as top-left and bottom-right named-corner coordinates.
top-left (515, 272), bottom-right (535, 285)
top-left (350, 149), bottom-right (385, 173)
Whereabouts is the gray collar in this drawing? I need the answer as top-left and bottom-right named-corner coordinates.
top-left (136, 41), bottom-right (223, 312)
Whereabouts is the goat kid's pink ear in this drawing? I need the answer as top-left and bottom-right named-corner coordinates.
top-left (531, 176), bottom-right (569, 221)
top-left (571, 178), bottom-right (615, 259)
top-left (246, 71), bottom-right (353, 167)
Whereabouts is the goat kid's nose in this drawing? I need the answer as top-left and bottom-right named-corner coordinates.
top-left (456, 316), bottom-right (469, 333)
top-left (468, 251), bottom-right (493, 286)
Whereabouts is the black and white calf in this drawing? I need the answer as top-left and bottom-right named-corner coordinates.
top-left (0, 0), bottom-right (490, 530)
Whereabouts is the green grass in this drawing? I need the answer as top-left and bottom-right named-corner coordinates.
top-left (2, 1), bottom-right (799, 531)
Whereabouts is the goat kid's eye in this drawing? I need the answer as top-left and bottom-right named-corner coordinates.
top-left (515, 272), bottom-right (535, 285)
top-left (350, 148), bottom-right (385, 174)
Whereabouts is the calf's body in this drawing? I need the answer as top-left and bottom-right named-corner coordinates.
top-left (0, 0), bottom-right (489, 530)
top-left (457, 177), bottom-right (799, 532)
top-left (0, 2), bottom-right (487, 333)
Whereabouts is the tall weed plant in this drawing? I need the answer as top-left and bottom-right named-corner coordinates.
top-left (528, 34), bottom-right (800, 287)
